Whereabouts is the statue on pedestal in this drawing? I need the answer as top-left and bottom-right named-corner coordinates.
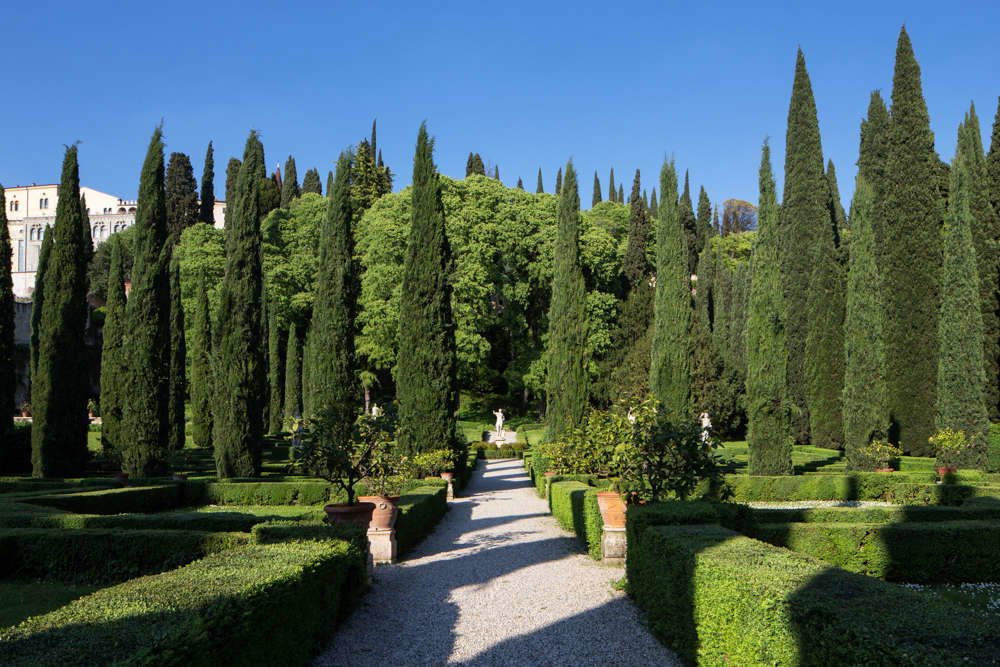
top-left (493, 409), bottom-right (506, 444)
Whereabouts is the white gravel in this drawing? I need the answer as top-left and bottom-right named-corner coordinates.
top-left (313, 458), bottom-right (679, 666)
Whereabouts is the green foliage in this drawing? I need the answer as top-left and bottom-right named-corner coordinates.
top-left (214, 131), bottom-right (267, 478)
top-left (23, 484), bottom-right (183, 514)
top-left (99, 238), bottom-right (128, 452)
top-left (31, 146), bottom-right (90, 478)
top-left (536, 167), bottom-right (544, 194)
top-left (931, 428), bottom-right (975, 468)
top-left (882, 28), bottom-right (943, 456)
top-left (592, 171), bottom-right (602, 206)
top-left (301, 167), bottom-right (322, 195)
top-left (650, 160), bottom-right (691, 418)
top-left (284, 324), bottom-right (303, 418)
top-left (746, 140), bottom-right (792, 475)
top-left (280, 155), bottom-right (300, 207)
top-left (167, 255), bottom-right (186, 452)
top-left (396, 124), bottom-right (458, 457)
top-left (555, 167), bottom-right (562, 195)
top-left (351, 140), bottom-right (391, 215)
top-left (855, 439), bottom-right (902, 470)
top-left (825, 159), bottom-right (847, 237)
top-left (548, 481), bottom-right (603, 559)
top-left (394, 485), bottom-right (447, 555)
top-left (190, 276), bottom-right (213, 448)
top-left (989, 423), bottom-right (1000, 473)
top-left (266, 308), bottom-right (285, 435)
top-left (465, 152), bottom-right (485, 177)
top-left (199, 141), bottom-right (215, 224)
top-left (0, 540), bottom-right (366, 667)
top-left (545, 162), bottom-right (590, 442)
top-left (165, 152), bottom-right (200, 239)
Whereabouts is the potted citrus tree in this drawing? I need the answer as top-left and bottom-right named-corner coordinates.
top-left (930, 428), bottom-right (969, 479)
top-left (858, 439), bottom-right (902, 472)
top-left (358, 434), bottom-right (410, 531)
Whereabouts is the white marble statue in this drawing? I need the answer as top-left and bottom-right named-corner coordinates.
top-left (370, 403), bottom-right (383, 418)
top-left (493, 408), bottom-right (505, 435)
top-left (699, 412), bottom-right (712, 442)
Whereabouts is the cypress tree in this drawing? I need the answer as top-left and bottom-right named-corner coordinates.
top-left (649, 187), bottom-right (658, 220)
top-left (555, 168), bottom-right (563, 196)
top-left (370, 118), bottom-right (378, 158)
top-left (309, 150), bottom-right (358, 434)
top-left (959, 106), bottom-right (1000, 419)
top-left (804, 204), bottom-right (846, 450)
top-left (214, 131), bottom-right (267, 477)
top-left (121, 129), bottom-right (171, 477)
top-left (99, 237), bottom-right (127, 452)
top-left (199, 141), bottom-right (215, 224)
top-left (746, 140), bottom-right (792, 474)
top-left (301, 168), bottom-right (322, 195)
top-left (608, 168), bottom-right (616, 203)
top-left (618, 184), bottom-right (624, 205)
top-left (165, 152), bottom-right (199, 240)
top-left (697, 186), bottom-right (713, 241)
top-left (680, 172), bottom-right (699, 274)
top-left (224, 158), bottom-right (241, 225)
top-left (167, 253), bottom-right (186, 451)
top-left (283, 323), bottom-right (302, 418)
top-left (29, 231), bottom-right (52, 379)
top-left (593, 172), bottom-right (602, 206)
top-left (190, 275), bottom-right (213, 448)
top-left (281, 155), bottom-right (300, 207)
top-left (935, 141), bottom-right (989, 466)
top-left (649, 160), bottom-right (691, 418)
top-left (465, 153), bottom-right (485, 177)
top-left (843, 176), bottom-right (888, 468)
top-left (0, 187), bottom-right (13, 432)
top-left (516, 177), bottom-right (524, 190)
top-left (493, 166), bottom-right (500, 181)
top-left (266, 307), bottom-right (285, 435)
top-left (826, 159), bottom-right (847, 240)
top-left (536, 168), bottom-right (544, 194)
top-left (882, 27), bottom-right (943, 456)
top-left (623, 170), bottom-right (649, 285)
top-left (780, 48), bottom-right (831, 445)
top-left (31, 146), bottom-right (90, 477)
top-left (545, 161), bottom-right (589, 442)
top-left (989, 97), bottom-right (1000, 233)
top-left (466, 153), bottom-right (474, 176)
top-left (397, 124), bottom-right (458, 457)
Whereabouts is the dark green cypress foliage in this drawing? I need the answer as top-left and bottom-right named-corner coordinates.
top-left (266, 305), bottom-right (284, 435)
top-left (555, 168), bottom-right (563, 196)
top-left (493, 166), bottom-right (500, 181)
top-left (258, 175), bottom-right (280, 216)
top-left (465, 153), bottom-right (485, 177)
top-left (882, 27), bottom-right (943, 456)
top-left (713, 207), bottom-right (720, 235)
top-left (804, 206), bottom-right (846, 450)
top-left (165, 152), bottom-right (199, 240)
top-left (465, 154), bottom-right (474, 176)
top-left (697, 186), bottom-right (713, 241)
top-left (31, 146), bottom-right (90, 477)
top-left (618, 184), bottom-right (624, 205)
top-left (190, 275), bottom-right (213, 448)
top-left (167, 253), bottom-right (186, 451)
top-left (935, 142), bottom-right (989, 466)
top-left (309, 151), bottom-right (358, 435)
top-left (29, 231), bottom-right (52, 380)
top-left (593, 172), bottom-right (602, 206)
top-left (959, 106), bottom-right (1000, 419)
top-left (280, 156), bottom-right (300, 207)
top-left (608, 168), bottom-right (616, 203)
top-left (213, 131), bottom-right (267, 478)
top-left (224, 158), bottom-right (241, 226)
top-left (545, 161), bottom-right (589, 442)
top-left (99, 238), bottom-right (127, 452)
top-left (199, 141), bottom-right (215, 224)
top-left (301, 168), bottom-right (322, 195)
top-left (989, 97), bottom-right (1000, 229)
top-left (680, 172), bottom-right (699, 274)
top-left (0, 187), bottom-right (14, 430)
top-left (283, 323), bottom-right (302, 418)
top-left (623, 170), bottom-right (649, 285)
top-left (746, 140), bottom-right (792, 475)
top-left (516, 177), bottom-right (524, 190)
top-left (843, 176), bottom-right (888, 468)
top-left (858, 91), bottom-right (891, 251)
top-left (780, 48), bottom-right (831, 445)
top-left (536, 168), bottom-right (544, 194)
top-left (397, 124), bottom-right (458, 457)
top-left (370, 119), bottom-right (378, 158)
top-left (825, 159), bottom-right (847, 239)
top-left (649, 187), bottom-right (658, 220)
top-left (121, 129), bottom-right (171, 477)
top-left (351, 139), bottom-right (391, 214)
top-left (649, 160), bottom-right (691, 418)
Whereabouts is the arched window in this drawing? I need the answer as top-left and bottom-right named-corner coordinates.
top-left (127, 207), bottom-right (136, 214)
top-left (118, 207), bottom-right (126, 214)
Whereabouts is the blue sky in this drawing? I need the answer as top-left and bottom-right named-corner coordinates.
top-left (2, 0), bottom-right (998, 209)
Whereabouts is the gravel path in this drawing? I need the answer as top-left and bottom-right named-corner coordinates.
top-left (314, 458), bottom-right (679, 666)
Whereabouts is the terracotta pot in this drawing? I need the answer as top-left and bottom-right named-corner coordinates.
top-left (936, 466), bottom-right (957, 478)
top-left (324, 502), bottom-right (376, 527)
top-left (874, 467), bottom-right (894, 473)
top-left (544, 471), bottom-right (556, 478)
top-left (19, 411), bottom-right (29, 418)
top-left (358, 495), bottom-right (400, 530)
top-left (596, 491), bottom-right (627, 528)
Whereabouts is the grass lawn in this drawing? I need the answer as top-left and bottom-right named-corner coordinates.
top-left (717, 441), bottom-right (938, 474)
top-left (0, 581), bottom-right (100, 629)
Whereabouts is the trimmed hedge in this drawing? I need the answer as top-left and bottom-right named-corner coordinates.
top-left (0, 508), bottom-right (326, 532)
top-left (548, 481), bottom-right (603, 559)
top-left (751, 504), bottom-right (1000, 524)
top-left (395, 485), bottom-right (448, 555)
top-left (0, 540), bottom-right (366, 666)
top-left (725, 474), bottom-right (1000, 505)
top-left (251, 521), bottom-right (365, 545)
top-left (189, 481), bottom-right (349, 506)
top-left (749, 520), bottom-right (1000, 583)
top-left (628, 523), bottom-right (1000, 665)
top-left (0, 528), bottom-right (248, 584)
top-left (474, 442), bottom-right (528, 459)
top-left (988, 423), bottom-right (1000, 473)
top-left (22, 485), bottom-right (184, 514)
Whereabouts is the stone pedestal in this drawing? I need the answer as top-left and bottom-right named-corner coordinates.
top-left (446, 479), bottom-right (455, 501)
top-left (602, 526), bottom-right (627, 563)
top-left (368, 527), bottom-right (397, 565)
top-left (483, 430), bottom-right (519, 444)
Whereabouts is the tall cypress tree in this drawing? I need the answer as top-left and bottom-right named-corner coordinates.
top-left (190, 275), bottom-right (213, 448)
top-left (679, 172), bottom-right (699, 274)
top-left (397, 124), bottom-right (458, 457)
top-left (618, 184), bottom-right (624, 205)
top-left (592, 172), bottom-right (602, 206)
top-left (165, 152), bottom-right (199, 240)
top-left (214, 131), bottom-right (266, 477)
top-left (309, 150), bottom-right (358, 434)
top-left (516, 177), bottom-right (524, 190)
top-left (493, 165), bottom-right (500, 181)
top-left (99, 238), bottom-right (127, 452)
top-left (121, 129), bottom-right (171, 477)
top-left (465, 153), bottom-right (485, 177)
top-left (989, 97), bottom-right (1000, 236)
top-left (804, 204), bottom-right (846, 449)
top-left (167, 253), bottom-right (186, 451)
top-left (31, 146), bottom-right (90, 477)
top-left (843, 176), bottom-right (888, 468)
top-left (0, 187), bottom-right (13, 431)
top-left (267, 307), bottom-right (285, 435)
top-left (780, 48), bottom-right (830, 445)
top-left (649, 187), bottom-right (658, 220)
top-left (825, 159), bottom-right (847, 239)
top-left (199, 141), bottom-right (215, 224)
top-left (622, 170), bottom-right (649, 285)
top-left (281, 156), bottom-right (300, 207)
top-left (649, 160), bottom-right (691, 418)
top-left (224, 158), bottom-right (241, 226)
top-left (935, 141), bottom-right (989, 466)
top-left (301, 168), bottom-right (322, 195)
top-left (882, 27), bottom-right (943, 456)
top-left (545, 161), bottom-right (589, 442)
top-left (746, 140), bottom-right (792, 474)
top-left (959, 106), bottom-right (1000, 419)
top-left (697, 186), bottom-right (712, 241)
top-left (283, 323), bottom-right (303, 418)
top-left (555, 168), bottom-right (563, 196)
top-left (536, 168), bottom-right (544, 194)
top-left (608, 167), bottom-right (616, 203)
top-left (29, 231), bottom-right (52, 380)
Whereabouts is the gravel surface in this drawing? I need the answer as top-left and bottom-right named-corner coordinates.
top-left (313, 458), bottom-right (679, 666)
